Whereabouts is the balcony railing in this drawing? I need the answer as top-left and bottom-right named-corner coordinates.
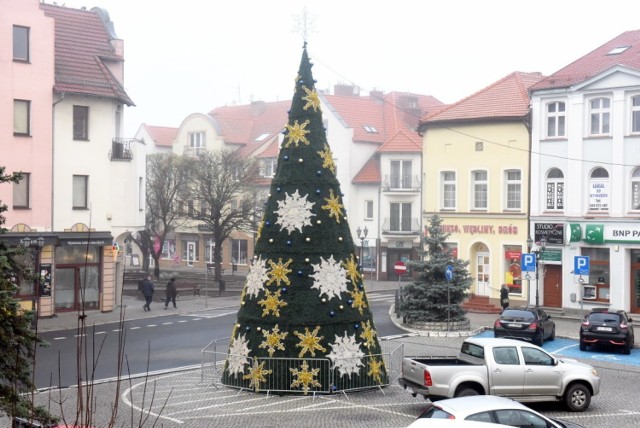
top-left (110, 138), bottom-right (138, 161)
top-left (184, 146), bottom-right (207, 157)
top-left (381, 217), bottom-right (421, 235)
top-left (382, 174), bottom-right (421, 192)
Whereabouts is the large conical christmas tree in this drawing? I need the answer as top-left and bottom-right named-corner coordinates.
top-left (221, 44), bottom-right (387, 394)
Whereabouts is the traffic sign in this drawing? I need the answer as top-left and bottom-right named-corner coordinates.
top-left (394, 261), bottom-right (407, 275)
top-left (445, 265), bottom-right (454, 281)
top-left (574, 256), bottom-right (590, 275)
top-left (521, 253), bottom-right (536, 272)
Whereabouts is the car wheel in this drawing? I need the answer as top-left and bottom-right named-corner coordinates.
top-left (564, 383), bottom-right (591, 412)
top-left (579, 341), bottom-right (587, 351)
top-left (455, 387), bottom-right (479, 397)
top-left (534, 332), bottom-right (544, 346)
top-left (549, 326), bottom-right (556, 341)
top-left (623, 340), bottom-right (631, 355)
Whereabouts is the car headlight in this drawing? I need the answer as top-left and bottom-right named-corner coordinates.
top-left (591, 368), bottom-right (598, 377)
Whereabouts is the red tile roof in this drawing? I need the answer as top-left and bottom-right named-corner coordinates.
top-left (377, 130), bottom-right (422, 153)
top-left (209, 101), bottom-right (289, 146)
top-left (41, 4), bottom-right (134, 105)
top-left (420, 72), bottom-right (544, 126)
top-left (144, 125), bottom-right (178, 147)
top-left (532, 29), bottom-right (640, 91)
top-left (352, 158), bottom-right (381, 184)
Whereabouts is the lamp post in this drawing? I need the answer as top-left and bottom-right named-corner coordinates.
top-left (527, 235), bottom-right (546, 308)
top-left (21, 236), bottom-right (45, 318)
top-left (356, 226), bottom-right (368, 271)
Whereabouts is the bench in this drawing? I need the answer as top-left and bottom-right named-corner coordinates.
top-left (174, 283), bottom-right (201, 296)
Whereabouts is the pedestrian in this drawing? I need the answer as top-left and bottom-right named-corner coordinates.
top-left (140, 274), bottom-right (155, 311)
top-left (164, 277), bottom-right (178, 309)
top-left (500, 283), bottom-right (510, 310)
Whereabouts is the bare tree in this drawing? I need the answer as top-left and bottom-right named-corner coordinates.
top-left (134, 154), bottom-right (190, 278)
top-left (186, 149), bottom-right (262, 281)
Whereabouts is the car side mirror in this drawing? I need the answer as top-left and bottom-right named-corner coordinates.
top-left (629, 317), bottom-right (634, 323)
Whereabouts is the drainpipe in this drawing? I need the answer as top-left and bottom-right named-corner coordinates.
top-left (51, 93), bottom-right (65, 229)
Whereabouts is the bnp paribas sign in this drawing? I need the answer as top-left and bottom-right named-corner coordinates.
top-left (569, 223), bottom-right (640, 244)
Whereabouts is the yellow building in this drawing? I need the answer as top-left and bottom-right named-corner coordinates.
top-left (419, 72), bottom-right (544, 308)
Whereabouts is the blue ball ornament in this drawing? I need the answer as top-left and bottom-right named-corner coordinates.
top-left (316, 170), bottom-right (322, 176)
top-left (315, 189), bottom-right (321, 195)
top-left (282, 287), bottom-right (287, 293)
top-left (276, 187), bottom-right (281, 192)
top-left (348, 299), bottom-right (353, 305)
top-left (284, 155), bottom-right (289, 161)
top-left (245, 326), bottom-right (251, 331)
top-left (329, 311), bottom-right (336, 317)
top-left (297, 270), bottom-right (303, 277)
top-left (354, 323), bottom-right (360, 329)
top-left (286, 240), bottom-right (292, 246)
top-left (265, 221), bottom-right (271, 227)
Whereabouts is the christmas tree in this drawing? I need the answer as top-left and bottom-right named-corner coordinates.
top-left (221, 44), bottom-right (387, 394)
top-left (399, 215), bottom-right (472, 322)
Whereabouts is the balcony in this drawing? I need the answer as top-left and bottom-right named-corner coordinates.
top-left (382, 174), bottom-right (421, 192)
top-left (110, 138), bottom-right (137, 161)
top-left (184, 146), bottom-right (207, 157)
top-left (381, 217), bottom-right (421, 235)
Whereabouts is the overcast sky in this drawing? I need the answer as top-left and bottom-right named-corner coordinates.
top-left (52, 0), bottom-right (640, 136)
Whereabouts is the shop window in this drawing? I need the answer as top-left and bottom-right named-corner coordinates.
top-left (582, 247), bottom-right (610, 302)
top-left (504, 246), bottom-right (523, 294)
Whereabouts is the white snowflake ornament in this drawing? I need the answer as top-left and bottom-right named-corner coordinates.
top-left (274, 190), bottom-right (316, 234)
top-left (327, 332), bottom-right (365, 378)
top-left (245, 256), bottom-right (269, 298)
top-left (310, 255), bottom-right (349, 300)
top-left (226, 333), bottom-right (251, 377)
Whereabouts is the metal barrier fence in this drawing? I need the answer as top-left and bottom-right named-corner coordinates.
top-left (201, 338), bottom-right (405, 395)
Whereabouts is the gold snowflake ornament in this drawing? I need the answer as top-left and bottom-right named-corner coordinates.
top-left (290, 360), bottom-right (322, 394)
top-left (317, 144), bottom-right (336, 173)
top-left (267, 257), bottom-right (293, 287)
top-left (302, 85), bottom-right (321, 112)
top-left (342, 254), bottom-right (362, 284)
top-left (284, 119), bottom-right (311, 148)
top-left (258, 289), bottom-right (288, 317)
top-left (367, 357), bottom-right (385, 384)
top-left (294, 325), bottom-right (327, 358)
top-left (243, 360), bottom-right (272, 391)
top-left (259, 324), bottom-right (288, 357)
top-left (360, 320), bottom-right (377, 349)
top-left (321, 189), bottom-right (344, 223)
top-left (349, 288), bottom-right (368, 315)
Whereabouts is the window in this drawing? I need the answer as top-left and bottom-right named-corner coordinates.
top-left (492, 347), bottom-right (519, 365)
top-left (13, 25), bottom-right (29, 62)
top-left (261, 158), bottom-right (277, 177)
top-left (73, 106), bottom-right (89, 140)
top-left (390, 160), bottom-right (413, 189)
top-left (162, 240), bottom-right (176, 260)
top-left (472, 170), bottom-right (488, 209)
top-left (363, 125), bottom-right (378, 133)
top-left (14, 99), bottom-right (30, 135)
top-left (231, 239), bottom-right (248, 264)
top-left (545, 168), bottom-right (564, 210)
top-left (365, 200), bottom-right (374, 220)
top-left (589, 167), bottom-right (609, 211)
top-left (632, 167), bottom-right (640, 210)
top-left (504, 246), bottom-right (523, 294)
top-left (589, 97), bottom-right (611, 135)
top-left (13, 172), bottom-right (30, 208)
top-left (389, 202), bottom-right (412, 232)
top-left (632, 95), bottom-right (640, 134)
top-left (546, 101), bottom-right (566, 137)
top-left (583, 247), bottom-right (610, 302)
top-left (189, 131), bottom-right (205, 148)
top-left (72, 175), bottom-right (88, 209)
top-left (505, 169), bottom-right (521, 210)
top-left (204, 239), bottom-right (215, 263)
top-left (441, 171), bottom-right (456, 209)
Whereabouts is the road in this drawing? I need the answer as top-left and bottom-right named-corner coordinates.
top-left (34, 290), bottom-right (403, 388)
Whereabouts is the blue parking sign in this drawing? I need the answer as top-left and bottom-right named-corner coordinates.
top-left (521, 253), bottom-right (536, 272)
top-left (574, 256), bottom-right (590, 275)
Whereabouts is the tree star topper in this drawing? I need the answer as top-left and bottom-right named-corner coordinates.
top-left (258, 289), bottom-right (288, 317)
top-left (321, 189), bottom-right (344, 223)
top-left (317, 143), bottom-right (336, 173)
top-left (290, 360), bottom-right (322, 394)
top-left (294, 325), bottom-right (327, 358)
top-left (284, 119), bottom-right (311, 147)
top-left (267, 257), bottom-right (293, 287)
top-left (243, 360), bottom-right (273, 390)
top-left (302, 85), bottom-right (321, 112)
top-left (259, 324), bottom-right (288, 357)
top-left (274, 190), bottom-right (316, 234)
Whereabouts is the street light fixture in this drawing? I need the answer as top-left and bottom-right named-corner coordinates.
top-left (356, 226), bottom-right (368, 270)
top-left (527, 235), bottom-right (546, 308)
top-left (21, 236), bottom-right (45, 317)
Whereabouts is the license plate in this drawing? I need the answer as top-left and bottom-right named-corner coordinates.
top-left (507, 323), bottom-right (521, 328)
top-left (596, 326), bottom-right (613, 332)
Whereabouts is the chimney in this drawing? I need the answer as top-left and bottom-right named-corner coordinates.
top-left (334, 84), bottom-right (359, 97)
top-left (250, 101), bottom-right (266, 117)
top-left (370, 90), bottom-right (384, 104)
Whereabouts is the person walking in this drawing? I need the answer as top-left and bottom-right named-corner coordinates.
top-left (164, 277), bottom-right (178, 309)
top-left (500, 283), bottom-right (510, 310)
top-left (140, 275), bottom-right (155, 311)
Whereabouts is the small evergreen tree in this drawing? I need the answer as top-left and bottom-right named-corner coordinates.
top-left (399, 215), bottom-right (472, 322)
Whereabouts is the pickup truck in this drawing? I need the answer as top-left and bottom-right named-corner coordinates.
top-left (398, 337), bottom-right (601, 412)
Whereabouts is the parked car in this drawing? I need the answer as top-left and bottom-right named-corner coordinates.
top-left (494, 307), bottom-right (555, 346)
top-left (579, 308), bottom-right (635, 354)
top-left (410, 395), bottom-right (586, 428)
top-left (408, 419), bottom-right (513, 428)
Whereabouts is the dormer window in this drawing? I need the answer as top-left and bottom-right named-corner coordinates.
top-left (255, 133), bottom-right (270, 142)
top-left (607, 46), bottom-right (630, 55)
top-left (363, 125), bottom-right (378, 133)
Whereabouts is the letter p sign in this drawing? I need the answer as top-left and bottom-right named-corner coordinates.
top-left (521, 253), bottom-right (536, 272)
top-left (574, 256), bottom-right (590, 275)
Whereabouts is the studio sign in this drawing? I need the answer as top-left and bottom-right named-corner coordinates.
top-left (534, 223), bottom-right (564, 244)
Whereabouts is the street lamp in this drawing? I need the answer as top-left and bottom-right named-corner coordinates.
top-left (527, 235), bottom-right (546, 308)
top-left (21, 236), bottom-right (45, 317)
top-left (356, 226), bottom-right (368, 270)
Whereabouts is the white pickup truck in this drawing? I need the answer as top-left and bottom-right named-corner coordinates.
top-left (398, 337), bottom-right (601, 412)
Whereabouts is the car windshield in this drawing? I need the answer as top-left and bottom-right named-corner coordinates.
top-left (501, 310), bottom-right (534, 320)
top-left (588, 312), bottom-right (621, 323)
top-left (418, 406), bottom-right (454, 419)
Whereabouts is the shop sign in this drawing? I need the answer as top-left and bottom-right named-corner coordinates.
top-left (59, 238), bottom-right (110, 246)
top-left (540, 248), bottom-right (562, 262)
top-left (534, 223), bottom-right (564, 245)
top-left (441, 224), bottom-right (520, 235)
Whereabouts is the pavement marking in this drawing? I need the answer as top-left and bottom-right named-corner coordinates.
top-left (130, 326), bottom-right (141, 330)
top-left (146, 324), bottom-right (157, 327)
top-left (178, 320), bottom-right (188, 323)
top-left (94, 331), bottom-right (106, 335)
top-left (162, 322), bottom-right (173, 325)
top-left (112, 329), bottom-right (122, 332)
top-left (53, 337), bottom-right (66, 340)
